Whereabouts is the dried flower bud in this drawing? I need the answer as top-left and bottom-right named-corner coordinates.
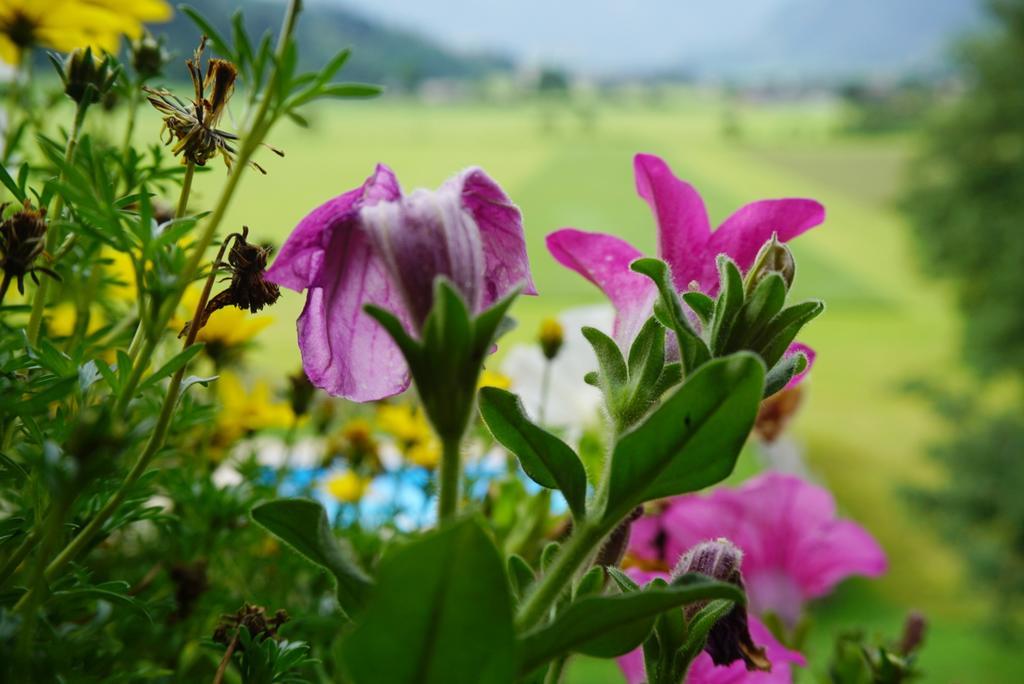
top-left (538, 317), bottom-right (564, 360)
top-left (0, 201), bottom-right (60, 297)
top-left (179, 227), bottom-right (281, 338)
top-left (595, 506), bottom-right (643, 568)
top-left (61, 47), bottom-right (117, 106)
top-left (754, 383), bottom-right (804, 443)
top-left (673, 538), bottom-right (771, 672)
top-left (898, 611), bottom-right (927, 656)
top-left (130, 32), bottom-right (169, 80)
top-left (213, 603), bottom-right (289, 649)
top-left (746, 232), bottom-right (795, 293)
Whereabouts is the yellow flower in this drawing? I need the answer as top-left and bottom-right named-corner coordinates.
top-left (174, 287), bottom-right (272, 364)
top-left (0, 0), bottom-right (170, 65)
top-left (376, 403), bottom-right (441, 469)
top-left (102, 247), bottom-right (136, 302)
top-left (324, 471), bottom-right (371, 504)
top-left (478, 369), bottom-right (512, 390)
top-left (214, 371), bottom-right (294, 447)
top-left (47, 301), bottom-right (106, 337)
top-left (406, 440), bottom-right (441, 469)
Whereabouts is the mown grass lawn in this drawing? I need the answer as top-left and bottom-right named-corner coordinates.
top-left (188, 94), bottom-right (1018, 682)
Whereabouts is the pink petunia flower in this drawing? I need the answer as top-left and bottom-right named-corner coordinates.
top-left (617, 613), bottom-right (805, 684)
top-left (628, 472), bottom-right (887, 628)
top-left (267, 164), bottom-right (535, 402)
top-left (546, 153), bottom-right (824, 376)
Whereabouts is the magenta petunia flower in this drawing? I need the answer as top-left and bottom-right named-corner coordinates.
top-left (266, 164), bottom-right (535, 402)
top-left (546, 153), bottom-right (824, 374)
top-left (627, 472), bottom-right (887, 628)
top-left (617, 613), bottom-right (805, 684)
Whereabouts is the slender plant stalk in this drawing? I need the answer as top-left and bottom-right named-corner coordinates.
top-left (13, 0), bottom-right (304, 608)
top-left (515, 521), bottom-right (606, 631)
top-left (0, 529), bottom-right (37, 589)
top-left (438, 436), bottom-right (462, 523)
top-left (25, 100), bottom-right (89, 344)
top-left (175, 162), bottom-right (196, 218)
top-left (212, 630), bottom-right (240, 684)
top-left (539, 358), bottom-right (553, 424)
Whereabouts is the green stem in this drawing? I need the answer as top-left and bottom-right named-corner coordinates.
top-left (437, 436), bottom-right (461, 523)
top-left (544, 656), bottom-right (568, 684)
top-left (539, 359), bottom-right (552, 424)
top-left (0, 529), bottom-right (37, 589)
top-left (25, 100), bottom-right (89, 345)
top-left (175, 161), bottom-right (195, 218)
top-left (515, 522), bottom-right (606, 632)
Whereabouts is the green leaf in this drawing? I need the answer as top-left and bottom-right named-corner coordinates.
top-left (516, 574), bottom-right (743, 673)
top-left (631, 258), bottom-right (710, 373)
top-left (627, 316), bottom-right (666, 395)
top-left (53, 581), bottom-right (151, 620)
top-left (0, 161), bottom-right (26, 202)
top-left (725, 272), bottom-right (787, 352)
top-left (710, 257), bottom-right (745, 356)
top-left (472, 286), bottom-right (520, 356)
top-left (478, 387), bottom-right (587, 520)
top-left (364, 304), bottom-right (420, 365)
top-left (679, 599), bottom-right (736, 665)
top-left (763, 351), bottom-right (808, 398)
top-left (319, 83), bottom-right (382, 98)
top-left (137, 343), bottom-right (203, 393)
top-left (682, 291), bottom-right (714, 325)
top-left (604, 353), bottom-right (765, 522)
top-left (342, 518), bottom-right (515, 684)
top-left (751, 300), bottom-right (825, 369)
top-left (251, 498), bottom-right (372, 619)
top-left (582, 326), bottom-right (627, 390)
top-left (508, 554), bottom-right (535, 602)
top-left (575, 566), bottom-right (606, 599)
top-left (179, 6), bottom-right (233, 58)
top-left (318, 48), bottom-right (352, 84)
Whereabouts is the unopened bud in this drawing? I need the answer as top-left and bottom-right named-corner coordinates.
top-left (287, 370), bottom-right (316, 417)
top-left (0, 201), bottom-right (58, 295)
top-left (538, 317), bottom-right (564, 360)
top-left (673, 539), bottom-right (770, 672)
top-left (61, 48), bottom-right (118, 106)
top-left (130, 32), bottom-right (169, 80)
top-left (595, 506), bottom-right (643, 568)
top-left (746, 233), bottom-right (795, 293)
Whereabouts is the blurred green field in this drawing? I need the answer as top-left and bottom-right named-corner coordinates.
top-left (187, 94), bottom-right (1017, 681)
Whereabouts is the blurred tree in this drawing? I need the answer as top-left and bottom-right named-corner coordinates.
top-left (902, 0), bottom-right (1024, 635)
top-left (903, 0), bottom-right (1024, 377)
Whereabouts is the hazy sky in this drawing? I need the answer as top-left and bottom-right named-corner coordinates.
top-left (319, 0), bottom-right (788, 73)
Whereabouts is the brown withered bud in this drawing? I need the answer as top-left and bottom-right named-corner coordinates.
top-left (179, 227), bottom-right (281, 338)
top-left (144, 37), bottom-right (282, 173)
top-left (287, 370), bottom-right (317, 417)
top-left (754, 383), bottom-right (805, 443)
top-left (673, 539), bottom-right (771, 672)
top-left (0, 201), bottom-right (60, 298)
top-left (897, 611), bottom-right (927, 656)
top-left (169, 560), bottom-right (209, 623)
top-left (595, 506), bottom-right (644, 568)
top-left (213, 603), bottom-right (289, 649)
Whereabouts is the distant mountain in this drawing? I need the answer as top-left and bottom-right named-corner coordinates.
top-left (679, 0), bottom-right (983, 81)
top-left (158, 0), bottom-right (513, 86)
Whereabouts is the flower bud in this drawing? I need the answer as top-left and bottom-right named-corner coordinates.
top-left (538, 317), bottom-right (564, 360)
top-left (130, 32), bottom-right (169, 80)
top-left (62, 47), bottom-right (117, 106)
top-left (1, 200), bottom-right (58, 296)
top-left (673, 538), bottom-right (770, 672)
top-left (746, 232), bottom-right (795, 293)
top-left (287, 370), bottom-right (317, 417)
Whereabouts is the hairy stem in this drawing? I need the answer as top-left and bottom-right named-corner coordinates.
top-left (515, 522), bottom-right (607, 632)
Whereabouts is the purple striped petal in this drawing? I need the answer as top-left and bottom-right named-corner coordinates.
top-left (296, 219), bottom-right (412, 401)
top-left (266, 164), bottom-right (400, 292)
top-left (459, 167), bottom-right (537, 306)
